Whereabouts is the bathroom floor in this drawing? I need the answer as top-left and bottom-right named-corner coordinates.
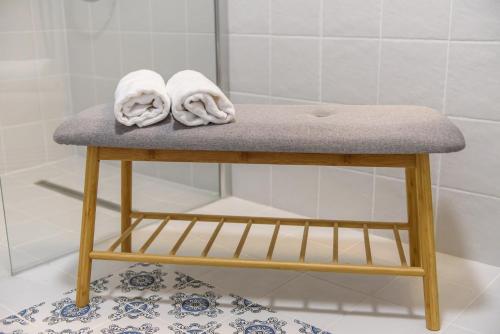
top-left (0, 155), bottom-right (219, 273)
top-left (0, 197), bottom-right (499, 334)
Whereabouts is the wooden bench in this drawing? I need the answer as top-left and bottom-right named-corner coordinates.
top-left (54, 103), bottom-right (466, 331)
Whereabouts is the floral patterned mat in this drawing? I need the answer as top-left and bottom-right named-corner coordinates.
top-left (1, 263), bottom-right (331, 334)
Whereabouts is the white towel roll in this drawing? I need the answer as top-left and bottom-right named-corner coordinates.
top-left (166, 70), bottom-right (235, 126)
top-left (114, 69), bottom-right (171, 127)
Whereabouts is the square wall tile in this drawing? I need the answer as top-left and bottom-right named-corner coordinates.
top-left (2, 123), bottom-right (46, 172)
top-left (446, 43), bottom-right (500, 121)
top-left (271, 0), bottom-right (320, 36)
top-left (318, 167), bottom-right (373, 220)
top-left (377, 153), bottom-right (440, 185)
top-left (0, 79), bottom-right (41, 127)
top-left (63, 0), bottom-right (90, 31)
top-left (271, 37), bottom-right (320, 100)
top-left (452, 0), bottom-right (500, 41)
top-left (186, 0), bottom-right (215, 33)
top-left (94, 78), bottom-right (117, 105)
top-left (188, 34), bottom-right (216, 82)
top-left (32, 0), bottom-right (65, 30)
top-left (322, 39), bottom-right (379, 104)
top-left (228, 0), bottom-right (269, 34)
top-left (0, 32), bottom-right (36, 80)
top-left (69, 75), bottom-right (95, 113)
top-left (34, 31), bottom-right (68, 77)
top-left (44, 119), bottom-right (75, 162)
top-left (151, 0), bottom-right (186, 32)
top-left (229, 36), bottom-right (269, 95)
top-left (152, 34), bottom-right (186, 79)
top-left (92, 31), bottom-right (122, 78)
top-left (440, 118), bottom-right (500, 197)
top-left (373, 177), bottom-right (407, 222)
top-left (193, 163), bottom-right (219, 193)
top-left (231, 164), bottom-right (271, 206)
top-left (0, 0), bottom-right (33, 32)
top-left (323, 0), bottom-right (382, 37)
top-left (271, 165), bottom-right (319, 218)
top-left (156, 162), bottom-right (193, 186)
top-left (38, 75), bottom-right (72, 120)
top-left (379, 40), bottom-right (447, 110)
top-left (437, 188), bottom-right (500, 266)
top-left (119, 0), bottom-right (151, 32)
top-left (90, 0), bottom-right (120, 31)
top-left (229, 92), bottom-right (270, 104)
top-left (66, 31), bottom-right (93, 76)
top-left (382, 0), bottom-right (451, 39)
top-left (120, 33), bottom-right (153, 73)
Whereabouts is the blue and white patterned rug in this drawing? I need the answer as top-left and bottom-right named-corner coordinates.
top-left (1, 263), bottom-right (331, 334)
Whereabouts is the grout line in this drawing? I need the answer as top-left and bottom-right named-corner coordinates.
top-left (148, 0), bottom-right (154, 69)
top-left (318, 0), bottom-right (324, 103)
top-left (116, 0), bottom-right (124, 76)
top-left (87, 2), bottom-right (98, 107)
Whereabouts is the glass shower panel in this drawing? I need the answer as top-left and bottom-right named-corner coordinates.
top-left (0, 0), bottom-right (220, 273)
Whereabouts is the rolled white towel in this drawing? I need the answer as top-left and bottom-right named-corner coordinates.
top-left (166, 70), bottom-right (235, 126)
top-left (114, 69), bottom-right (171, 127)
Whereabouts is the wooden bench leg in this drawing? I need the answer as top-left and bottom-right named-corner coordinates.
top-left (405, 167), bottom-right (420, 267)
top-left (415, 154), bottom-right (440, 331)
top-left (76, 147), bottom-right (100, 307)
top-left (121, 161), bottom-right (132, 252)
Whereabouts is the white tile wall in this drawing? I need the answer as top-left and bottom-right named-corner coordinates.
top-left (0, 0), bottom-right (74, 174)
top-left (227, 0), bottom-right (500, 266)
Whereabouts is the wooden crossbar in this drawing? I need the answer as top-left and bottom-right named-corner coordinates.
top-left (234, 220), bottom-right (252, 258)
top-left (90, 250), bottom-right (425, 276)
top-left (300, 221), bottom-right (309, 262)
top-left (130, 211), bottom-right (408, 230)
top-left (266, 221), bottom-right (281, 260)
top-left (170, 218), bottom-right (197, 256)
top-left (201, 218), bottom-right (225, 257)
top-left (333, 222), bottom-right (339, 264)
top-left (108, 215), bottom-right (144, 252)
top-left (138, 217), bottom-right (170, 254)
top-left (363, 224), bottom-right (373, 265)
top-left (393, 225), bottom-right (408, 266)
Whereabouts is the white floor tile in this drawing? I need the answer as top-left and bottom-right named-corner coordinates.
top-left (452, 277), bottom-right (500, 334)
top-left (374, 276), bottom-right (479, 323)
top-left (261, 273), bottom-right (367, 328)
top-left (334, 295), bottom-right (449, 334)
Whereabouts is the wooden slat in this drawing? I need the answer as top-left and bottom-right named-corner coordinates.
top-left (107, 215), bottom-right (144, 252)
top-left (130, 211), bottom-right (408, 230)
top-left (393, 225), bottom-right (407, 266)
top-left (138, 217), bottom-right (170, 254)
top-left (98, 147), bottom-right (416, 167)
top-left (201, 218), bottom-right (225, 257)
top-left (299, 221), bottom-right (309, 262)
top-left (363, 224), bottom-right (373, 265)
top-left (170, 218), bottom-right (197, 256)
top-left (90, 250), bottom-right (425, 276)
top-left (234, 220), bottom-right (253, 258)
top-left (333, 222), bottom-right (339, 264)
top-left (266, 220), bottom-right (281, 260)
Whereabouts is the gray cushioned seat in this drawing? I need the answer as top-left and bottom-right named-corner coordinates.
top-left (53, 104), bottom-right (465, 154)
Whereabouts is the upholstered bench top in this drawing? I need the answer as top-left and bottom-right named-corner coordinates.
top-left (53, 104), bottom-right (465, 154)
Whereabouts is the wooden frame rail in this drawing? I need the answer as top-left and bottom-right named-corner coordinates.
top-left (74, 146), bottom-right (440, 331)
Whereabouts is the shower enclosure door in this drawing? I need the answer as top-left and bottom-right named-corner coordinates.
top-left (0, 0), bottom-right (222, 274)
